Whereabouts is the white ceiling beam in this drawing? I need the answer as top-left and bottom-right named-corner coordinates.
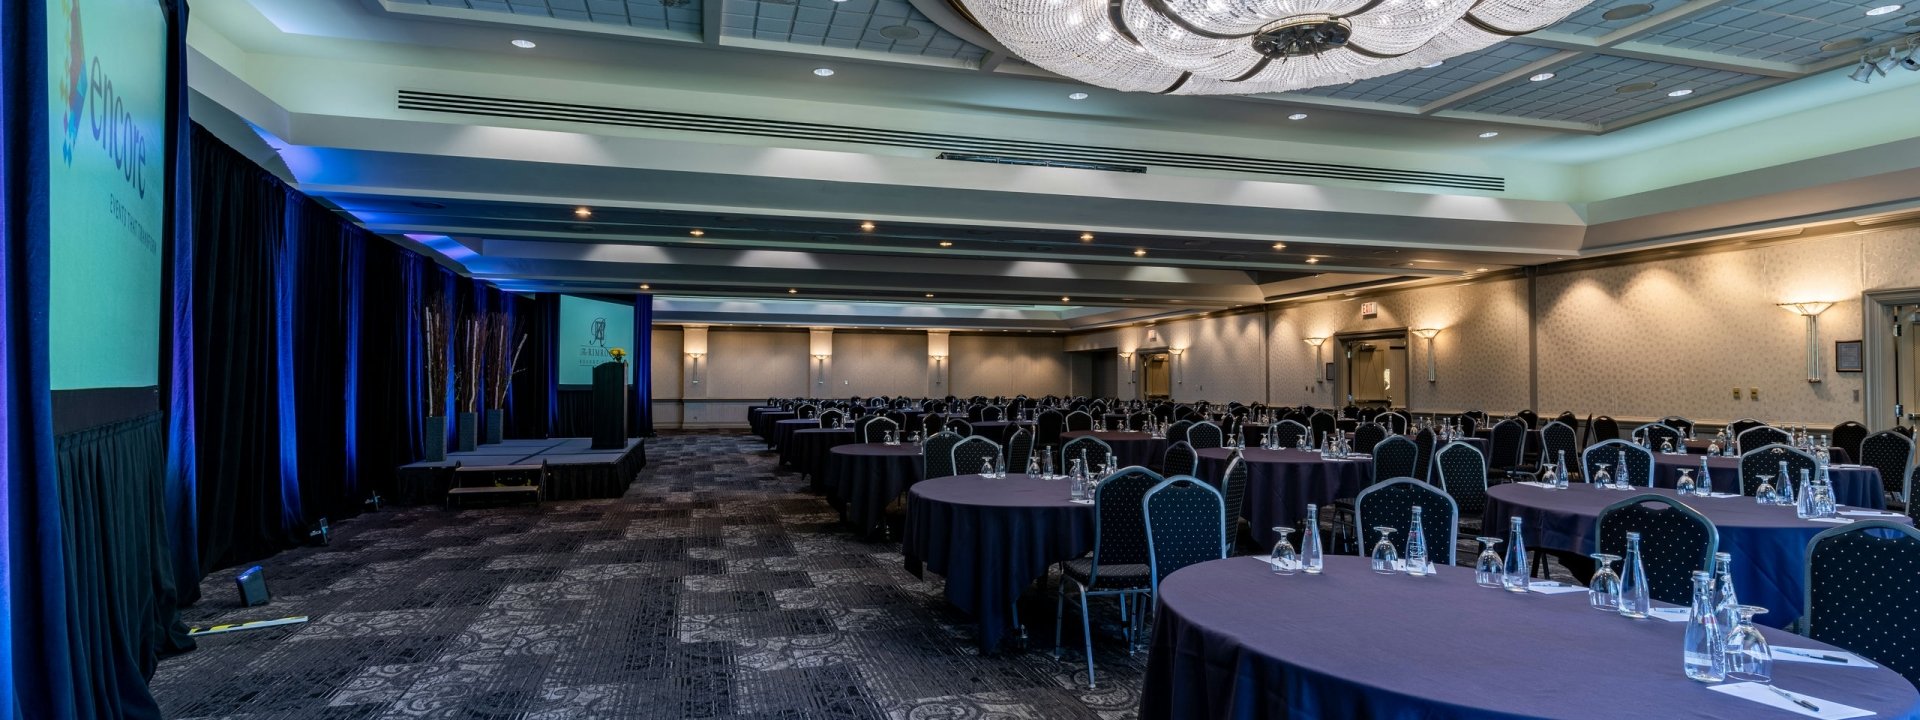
top-left (702, 0), bottom-right (724, 44)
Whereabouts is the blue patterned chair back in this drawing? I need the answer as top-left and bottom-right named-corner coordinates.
top-left (1736, 425), bottom-right (1789, 453)
top-left (1036, 410), bottom-right (1066, 447)
top-left (1541, 421), bottom-right (1579, 474)
top-left (1218, 454), bottom-right (1248, 547)
top-left (1087, 467), bottom-right (1164, 586)
top-left (818, 408), bottom-right (844, 428)
top-left (945, 418), bottom-right (975, 437)
top-left (1861, 431), bottom-right (1917, 503)
top-left (1355, 478), bottom-right (1458, 565)
top-left (1372, 436), bottom-right (1419, 483)
top-left (1352, 423), bottom-right (1388, 455)
top-left (1162, 440), bottom-right (1198, 477)
top-left (1596, 494), bottom-right (1718, 606)
top-left (922, 431), bottom-right (964, 480)
top-left (1583, 439), bottom-right (1655, 488)
top-left (796, 404), bottom-right (818, 419)
top-left (981, 405), bottom-right (1004, 422)
top-left (1144, 477), bottom-right (1228, 593)
top-left (885, 410), bottom-right (907, 428)
top-left (1739, 444), bottom-right (1816, 496)
top-left (1006, 428), bottom-right (1033, 472)
top-left (1309, 412), bottom-right (1337, 447)
top-left (1127, 411), bottom-right (1150, 431)
top-left (1636, 423), bottom-right (1680, 450)
top-left (1831, 421), bottom-right (1870, 465)
top-left (1434, 441), bottom-right (1489, 518)
top-left (1488, 419), bottom-right (1527, 470)
top-left (1273, 420), bottom-right (1308, 448)
top-left (1065, 410), bottom-right (1095, 432)
top-left (1166, 420), bottom-right (1193, 444)
top-left (1727, 418), bottom-right (1765, 440)
top-left (1186, 421), bottom-right (1225, 450)
top-left (1805, 521), bottom-right (1920, 685)
top-left (863, 416), bottom-right (899, 444)
top-left (1413, 428), bottom-right (1437, 482)
top-left (1062, 435), bottom-right (1114, 471)
top-left (1660, 416), bottom-right (1695, 436)
top-left (1516, 409), bottom-right (1539, 429)
top-left (951, 436), bottom-right (1003, 476)
top-left (1378, 412), bottom-right (1409, 436)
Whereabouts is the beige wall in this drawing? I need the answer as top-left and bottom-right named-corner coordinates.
top-left (949, 334), bottom-right (1071, 398)
top-left (1067, 312), bottom-right (1268, 403)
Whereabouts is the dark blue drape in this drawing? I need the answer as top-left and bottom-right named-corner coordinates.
top-left (633, 293), bottom-right (655, 436)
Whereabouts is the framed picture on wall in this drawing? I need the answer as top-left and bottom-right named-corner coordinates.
top-left (1836, 340), bottom-right (1863, 373)
top-left (1324, 363), bottom-right (1336, 381)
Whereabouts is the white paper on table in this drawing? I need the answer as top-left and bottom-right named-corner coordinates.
top-left (1259, 556), bottom-right (1299, 571)
top-left (1838, 510), bottom-right (1906, 518)
top-left (1774, 647), bottom-right (1877, 668)
top-left (1706, 492), bottom-right (1742, 499)
top-left (1067, 499), bottom-right (1093, 505)
top-left (1706, 682), bottom-right (1873, 719)
top-left (1516, 481), bottom-right (1557, 489)
top-left (1806, 518), bottom-right (1856, 524)
top-left (1648, 607), bottom-right (1690, 623)
top-left (1524, 581), bottom-right (1586, 595)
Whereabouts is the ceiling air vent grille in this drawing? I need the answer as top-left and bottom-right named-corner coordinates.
top-left (397, 90), bottom-right (1505, 192)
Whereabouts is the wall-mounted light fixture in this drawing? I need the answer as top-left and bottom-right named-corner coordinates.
top-left (1304, 337), bottom-right (1327, 383)
top-left (812, 353), bottom-right (831, 385)
top-left (929, 352), bottom-right (948, 385)
top-left (1779, 302), bottom-right (1835, 383)
top-left (686, 352), bottom-right (705, 385)
top-left (1410, 328), bottom-right (1441, 382)
top-left (1170, 347), bottom-right (1186, 385)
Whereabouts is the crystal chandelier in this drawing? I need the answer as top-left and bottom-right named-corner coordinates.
top-left (957, 0), bottom-right (1594, 95)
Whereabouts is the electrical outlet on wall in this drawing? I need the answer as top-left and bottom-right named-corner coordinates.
top-left (1749, 387), bottom-right (1759, 401)
top-left (1732, 387), bottom-right (1740, 400)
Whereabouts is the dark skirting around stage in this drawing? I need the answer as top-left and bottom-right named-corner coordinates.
top-left (395, 437), bottom-right (647, 504)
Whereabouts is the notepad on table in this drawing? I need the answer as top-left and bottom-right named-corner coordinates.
top-left (1774, 647), bottom-right (1877, 668)
top-left (1706, 682), bottom-right (1872, 719)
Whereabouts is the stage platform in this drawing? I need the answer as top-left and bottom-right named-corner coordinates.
top-left (395, 437), bottom-right (647, 504)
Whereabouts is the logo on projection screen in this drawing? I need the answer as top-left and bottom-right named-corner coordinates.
top-left (58, 0), bottom-right (87, 163)
top-left (589, 317), bottom-right (607, 347)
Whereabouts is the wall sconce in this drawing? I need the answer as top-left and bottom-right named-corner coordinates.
top-left (1779, 302), bottom-right (1834, 383)
top-left (929, 353), bottom-right (948, 386)
top-left (1410, 328), bottom-right (1441, 382)
top-left (812, 353), bottom-right (831, 385)
top-left (1170, 347), bottom-right (1186, 384)
top-left (1304, 337), bottom-right (1326, 383)
top-left (686, 351), bottom-right (705, 385)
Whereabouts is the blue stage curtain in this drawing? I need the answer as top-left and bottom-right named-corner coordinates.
top-left (504, 292), bottom-right (556, 439)
top-left (633, 293), bottom-right (656, 436)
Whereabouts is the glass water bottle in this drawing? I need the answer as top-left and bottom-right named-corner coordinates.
top-left (1502, 516), bottom-right (1529, 593)
top-left (1618, 532), bottom-right (1652, 619)
top-left (1684, 570), bottom-right (1727, 682)
top-left (1406, 506), bottom-right (1429, 576)
top-left (1301, 505), bottom-right (1324, 575)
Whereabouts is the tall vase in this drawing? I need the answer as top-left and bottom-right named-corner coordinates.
top-left (456, 412), bottom-right (478, 452)
top-left (424, 415), bottom-right (448, 461)
top-left (484, 408), bottom-right (505, 445)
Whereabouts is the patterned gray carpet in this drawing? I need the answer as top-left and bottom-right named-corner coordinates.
top-left (152, 431), bottom-right (1150, 719)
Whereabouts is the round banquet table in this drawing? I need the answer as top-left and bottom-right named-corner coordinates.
top-left (1140, 555), bottom-right (1920, 720)
top-left (968, 420), bottom-right (1033, 444)
top-left (1651, 454), bottom-right (1883, 509)
top-left (770, 418), bottom-right (821, 451)
top-left (1059, 430), bottom-right (1167, 469)
top-left (785, 427), bottom-right (856, 490)
top-left (1484, 483), bottom-right (1913, 629)
top-left (1196, 448), bottom-right (1374, 548)
top-left (825, 443), bottom-right (925, 538)
top-left (746, 406), bottom-right (783, 437)
top-left (755, 410), bottom-right (797, 443)
top-left (903, 473), bottom-right (1095, 653)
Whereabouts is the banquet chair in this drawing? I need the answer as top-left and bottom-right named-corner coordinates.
top-left (1216, 454), bottom-right (1250, 554)
top-left (1152, 404), bottom-right (1176, 423)
top-left (1065, 410), bottom-right (1095, 432)
top-left (1738, 425), bottom-right (1791, 454)
top-left (946, 419), bottom-right (975, 437)
top-left (1740, 444), bottom-right (1816, 497)
top-left (1161, 441), bottom-right (1198, 477)
top-left (1371, 436), bottom-right (1419, 481)
top-left (818, 408), bottom-right (845, 428)
top-left (1186, 421), bottom-right (1225, 450)
top-left (1555, 411), bottom-right (1578, 432)
top-left (795, 404), bottom-right (819, 420)
top-left (1462, 410), bottom-right (1488, 425)
top-left (981, 405), bottom-right (1004, 422)
top-left (922, 413), bottom-right (945, 436)
top-left (1412, 428), bottom-right (1437, 483)
top-left (885, 410), bottom-right (908, 429)
top-left (1309, 412), bottom-right (1338, 448)
top-left (1352, 423), bottom-right (1388, 456)
top-left (922, 432), bottom-right (964, 480)
top-left (1272, 420), bottom-right (1308, 449)
top-left (1143, 477), bottom-right (1228, 641)
top-left (1860, 430), bottom-right (1917, 508)
top-left (1486, 419), bottom-right (1528, 480)
top-left (1592, 416), bottom-right (1620, 442)
top-left (1582, 439), bottom-right (1655, 488)
top-left (966, 404), bottom-right (987, 422)
top-left (1728, 418), bottom-right (1766, 440)
top-left (1063, 435), bottom-right (1114, 472)
top-left (951, 436), bottom-right (1003, 477)
top-left (1516, 409), bottom-right (1539, 429)
top-left (1037, 410), bottom-right (1066, 448)
top-left (1056, 467), bottom-right (1163, 688)
top-left (852, 415), bottom-right (876, 442)
top-left (1596, 494), bottom-right (1719, 606)
top-left (1831, 421), bottom-right (1870, 465)
top-left (1126, 411), bottom-right (1150, 431)
top-left (1660, 416), bottom-right (1696, 437)
top-left (1804, 521), bottom-right (1920, 685)
top-left (1007, 428), bottom-right (1034, 473)
top-left (1166, 420), bottom-right (1193, 444)
top-left (1434, 442), bottom-right (1489, 535)
top-left (1639, 423), bottom-right (1684, 453)
top-left (863, 417), bottom-right (898, 444)
top-left (1378, 412), bottom-right (1409, 436)
top-left (1539, 420), bottom-right (1581, 480)
top-left (1355, 478), bottom-right (1458, 566)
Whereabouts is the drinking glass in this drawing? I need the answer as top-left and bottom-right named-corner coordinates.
top-left (1475, 537), bottom-right (1504, 587)
top-left (1588, 553), bottom-right (1622, 611)
top-left (1753, 474), bottom-right (1775, 504)
top-left (1370, 527), bottom-right (1399, 574)
top-left (1724, 606), bottom-right (1773, 684)
top-left (1676, 468), bottom-right (1696, 495)
top-left (1270, 527), bottom-right (1298, 575)
top-left (1592, 463), bottom-right (1612, 489)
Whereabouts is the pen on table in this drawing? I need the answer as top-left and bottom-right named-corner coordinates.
top-left (1766, 685), bottom-right (1820, 712)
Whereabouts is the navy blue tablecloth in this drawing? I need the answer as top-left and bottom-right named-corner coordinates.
top-left (1196, 448), bottom-right (1373, 548)
top-left (786, 428), bottom-right (856, 489)
top-left (747, 406), bottom-right (783, 436)
top-left (754, 410), bottom-right (797, 442)
top-left (1651, 454), bottom-right (1882, 509)
top-left (903, 474), bottom-right (1094, 653)
top-left (825, 443), bottom-right (924, 537)
top-left (770, 418), bottom-right (820, 451)
top-left (1484, 484), bottom-right (1912, 629)
top-left (1142, 555), bottom-right (1920, 720)
top-left (970, 420), bottom-right (1032, 445)
top-left (1059, 430), bottom-right (1167, 470)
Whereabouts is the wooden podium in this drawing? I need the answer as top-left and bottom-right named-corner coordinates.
top-left (590, 361), bottom-right (628, 449)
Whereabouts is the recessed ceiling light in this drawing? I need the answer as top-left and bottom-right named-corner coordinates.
top-left (1478, 131), bottom-right (1500, 138)
top-left (1529, 72), bottom-right (1556, 82)
top-left (574, 207), bottom-right (592, 218)
top-left (1272, 242), bottom-right (1287, 250)
top-left (1600, 3), bottom-right (1655, 20)
top-left (1061, 296), bottom-right (1071, 302)
top-left (640, 283), bottom-right (651, 290)
top-left (859, 221), bottom-right (875, 231)
top-left (1305, 257), bottom-right (1320, 264)
top-left (1866, 4), bottom-right (1902, 15)
top-left (688, 229), bottom-right (705, 237)
top-left (1080, 232), bottom-right (1095, 241)
top-left (925, 293), bottom-right (935, 298)
top-left (813, 67), bottom-right (836, 77)
top-left (1474, 267), bottom-right (1489, 272)
top-left (1666, 88), bottom-right (1694, 97)
top-left (1287, 113), bottom-right (1308, 120)
top-left (939, 241), bottom-right (953, 247)
top-left (1068, 92), bottom-right (1090, 100)
top-left (511, 39), bottom-right (537, 49)
top-left (1132, 248), bottom-right (1147, 257)
top-left (1420, 61), bottom-right (1444, 68)
top-left (788, 288), bottom-right (798, 294)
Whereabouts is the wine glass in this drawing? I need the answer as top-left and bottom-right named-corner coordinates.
top-left (1676, 468), bottom-right (1696, 495)
top-left (1270, 527), bottom-right (1298, 575)
top-left (1592, 463), bottom-right (1612, 489)
top-left (1588, 553), bottom-right (1622, 611)
top-left (1371, 527), bottom-right (1400, 574)
top-left (1475, 537), bottom-right (1505, 587)
top-left (1753, 474), bottom-right (1775, 504)
top-left (1724, 606), bottom-right (1773, 684)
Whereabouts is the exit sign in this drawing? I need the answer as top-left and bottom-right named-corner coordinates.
top-left (1359, 301), bottom-right (1378, 318)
